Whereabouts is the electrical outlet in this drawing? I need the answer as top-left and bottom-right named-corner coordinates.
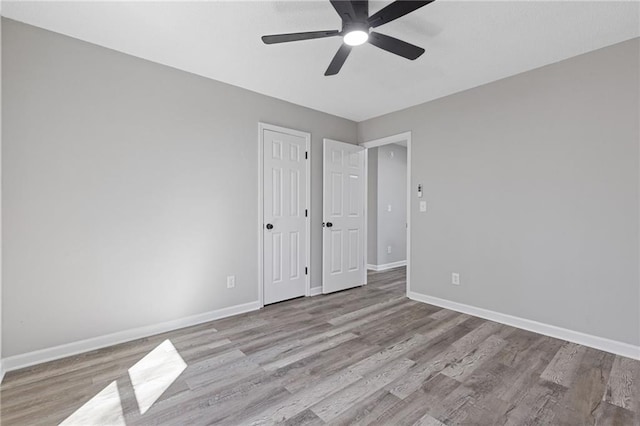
top-left (387, 246), bottom-right (392, 254)
top-left (227, 275), bottom-right (235, 288)
top-left (387, 204), bottom-right (392, 212)
top-left (451, 273), bottom-right (460, 285)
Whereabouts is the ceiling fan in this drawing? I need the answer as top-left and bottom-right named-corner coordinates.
top-left (261, 1), bottom-right (435, 76)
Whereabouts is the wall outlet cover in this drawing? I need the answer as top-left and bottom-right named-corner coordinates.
top-left (227, 275), bottom-right (235, 288)
top-left (451, 273), bottom-right (460, 285)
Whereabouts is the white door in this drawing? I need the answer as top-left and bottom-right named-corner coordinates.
top-left (263, 127), bottom-right (309, 305)
top-left (322, 139), bottom-right (366, 294)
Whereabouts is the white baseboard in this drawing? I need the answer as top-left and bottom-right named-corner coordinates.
top-left (367, 260), bottom-right (407, 272)
top-left (309, 287), bottom-right (322, 296)
top-left (0, 360), bottom-right (5, 384)
top-left (407, 291), bottom-right (640, 361)
top-left (2, 300), bottom-right (261, 373)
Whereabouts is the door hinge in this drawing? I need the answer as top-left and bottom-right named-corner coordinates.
top-left (305, 267), bottom-right (308, 275)
top-left (305, 209), bottom-right (308, 217)
top-left (305, 151), bottom-right (308, 160)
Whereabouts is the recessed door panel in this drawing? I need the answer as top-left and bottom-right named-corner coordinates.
top-left (272, 232), bottom-right (282, 283)
top-left (272, 139), bottom-right (283, 160)
top-left (331, 149), bottom-right (343, 166)
top-left (348, 174), bottom-right (360, 217)
top-left (348, 152), bottom-right (359, 167)
top-left (330, 230), bottom-right (343, 274)
top-left (289, 231), bottom-right (299, 279)
top-left (290, 169), bottom-right (299, 217)
top-left (289, 143), bottom-right (299, 162)
top-left (331, 172), bottom-right (343, 216)
top-left (348, 229), bottom-right (359, 272)
top-left (272, 168), bottom-right (282, 217)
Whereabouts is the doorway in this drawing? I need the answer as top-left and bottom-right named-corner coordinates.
top-left (362, 132), bottom-right (412, 295)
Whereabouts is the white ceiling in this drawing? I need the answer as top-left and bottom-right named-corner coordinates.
top-left (3, 1), bottom-right (639, 121)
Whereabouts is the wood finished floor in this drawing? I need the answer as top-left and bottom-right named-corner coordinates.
top-left (2, 267), bottom-right (639, 425)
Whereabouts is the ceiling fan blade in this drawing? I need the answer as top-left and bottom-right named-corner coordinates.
top-left (352, 1), bottom-right (369, 20)
top-left (262, 30), bottom-right (340, 44)
top-left (368, 32), bottom-right (425, 60)
top-left (325, 44), bottom-right (352, 76)
top-left (330, 0), bottom-right (357, 22)
top-left (367, 0), bottom-right (435, 28)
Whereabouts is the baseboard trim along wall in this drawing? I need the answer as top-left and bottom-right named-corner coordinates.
top-left (2, 300), bottom-right (261, 373)
top-left (408, 291), bottom-right (640, 361)
top-left (367, 260), bottom-right (407, 272)
top-left (309, 287), bottom-right (323, 297)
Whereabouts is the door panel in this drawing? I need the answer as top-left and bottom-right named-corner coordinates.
top-left (272, 232), bottom-right (282, 283)
top-left (348, 229), bottom-right (359, 271)
top-left (330, 230), bottom-right (342, 273)
top-left (348, 174), bottom-right (360, 215)
top-left (323, 139), bottom-right (366, 294)
top-left (331, 172), bottom-right (343, 215)
top-left (289, 231), bottom-right (299, 279)
top-left (263, 128), bottom-right (308, 305)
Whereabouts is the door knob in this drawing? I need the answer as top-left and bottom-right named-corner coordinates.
top-left (326, 222), bottom-right (333, 228)
top-left (266, 223), bottom-right (274, 230)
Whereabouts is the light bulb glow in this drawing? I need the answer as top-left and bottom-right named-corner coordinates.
top-left (343, 30), bottom-right (368, 46)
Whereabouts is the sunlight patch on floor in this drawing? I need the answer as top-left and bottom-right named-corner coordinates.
top-left (128, 339), bottom-right (187, 415)
top-left (59, 381), bottom-right (125, 426)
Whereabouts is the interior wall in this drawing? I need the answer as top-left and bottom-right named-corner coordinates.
top-left (375, 144), bottom-right (407, 266)
top-left (2, 19), bottom-right (357, 358)
top-left (367, 148), bottom-right (378, 266)
top-left (0, 9), bottom-right (4, 379)
top-left (358, 38), bottom-right (640, 346)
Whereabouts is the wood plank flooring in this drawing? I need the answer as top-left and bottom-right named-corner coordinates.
top-left (2, 267), bottom-right (639, 425)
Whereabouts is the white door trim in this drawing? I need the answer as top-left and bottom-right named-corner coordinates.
top-left (258, 122), bottom-right (311, 307)
top-left (361, 131), bottom-right (412, 296)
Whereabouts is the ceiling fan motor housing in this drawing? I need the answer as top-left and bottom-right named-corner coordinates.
top-left (342, 20), bottom-right (370, 35)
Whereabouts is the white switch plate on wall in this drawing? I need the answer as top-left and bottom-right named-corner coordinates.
top-left (419, 201), bottom-right (427, 212)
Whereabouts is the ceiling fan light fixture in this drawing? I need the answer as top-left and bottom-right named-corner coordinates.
top-left (261, 0), bottom-right (433, 75)
top-left (343, 30), bottom-right (368, 46)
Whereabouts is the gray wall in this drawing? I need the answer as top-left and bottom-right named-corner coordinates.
top-left (374, 144), bottom-right (407, 266)
top-left (359, 38), bottom-right (640, 346)
top-left (0, 12), bottom-right (3, 374)
top-left (367, 148), bottom-right (378, 265)
top-left (2, 19), bottom-right (357, 357)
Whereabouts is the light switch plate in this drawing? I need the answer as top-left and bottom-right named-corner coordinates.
top-left (419, 201), bottom-right (427, 212)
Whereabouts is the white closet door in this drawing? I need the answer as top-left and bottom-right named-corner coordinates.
top-left (263, 128), bottom-right (308, 304)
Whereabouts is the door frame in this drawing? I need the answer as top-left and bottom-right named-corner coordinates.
top-left (361, 131), bottom-right (412, 296)
top-left (258, 122), bottom-right (311, 308)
